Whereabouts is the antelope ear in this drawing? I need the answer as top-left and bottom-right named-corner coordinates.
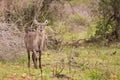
top-left (44, 20), bottom-right (48, 25)
top-left (33, 19), bottom-right (40, 25)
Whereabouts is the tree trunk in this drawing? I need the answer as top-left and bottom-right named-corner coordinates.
top-left (111, 0), bottom-right (120, 40)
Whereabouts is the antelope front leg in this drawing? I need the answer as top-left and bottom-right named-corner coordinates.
top-left (32, 50), bottom-right (38, 69)
top-left (39, 51), bottom-right (42, 72)
top-left (27, 50), bottom-right (30, 68)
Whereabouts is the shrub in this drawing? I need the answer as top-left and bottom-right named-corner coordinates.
top-left (89, 70), bottom-right (100, 80)
top-left (72, 14), bottom-right (87, 26)
top-left (86, 23), bottom-right (97, 39)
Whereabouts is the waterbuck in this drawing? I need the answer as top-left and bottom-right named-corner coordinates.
top-left (24, 19), bottom-right (48, 73)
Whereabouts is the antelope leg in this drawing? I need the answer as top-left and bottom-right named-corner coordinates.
top-left (27, 50), bottom-right (30, 68)
top-left (32, 50), bottom-right (38, 69)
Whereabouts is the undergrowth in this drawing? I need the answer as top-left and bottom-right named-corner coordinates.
top-left (0, 46), bottom-right (120, 80)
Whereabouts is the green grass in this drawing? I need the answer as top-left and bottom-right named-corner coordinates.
top-left (0, 46), bottom-right (120, 80)
top-left (70, 0), bottom-right (94, 5)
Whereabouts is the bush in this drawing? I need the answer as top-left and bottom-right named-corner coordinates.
top-left (86, 23), bottom-right (97, 39)
top-left (95, 19), bottom-right (114, 37)
top-left (71, 14), bottom-right (87, 26)
top-left (89, 70), bottom-right (100, 80)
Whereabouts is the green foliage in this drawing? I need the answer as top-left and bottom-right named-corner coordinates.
top-left (87, 18), bottom-right (116, 43)
top-left (70, 0), bottom-right (93, 5)
top-left (87, 23), bottom-right (97, 39)
top-left (15, 56), bottom-right (26, 65)
top-left (78, 63), bottom-right (89, 70)
top-left (89, 70), bottom-right (100, 80)
top-left (95, 19), bottom-right (113, 37)
top-left (91, 0), bottom-right (120, 41)
top-left (1, 46), bottom-right (120, 80)
top-left (58, 24), bottom-right (83, 40)
top-left (28, 1), bottom-right (33, 8)
top-left (72, 14), bottom-right (87, 26)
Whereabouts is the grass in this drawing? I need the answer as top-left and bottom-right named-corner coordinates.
top-left (70, 0), bottom-right (94, 5)
top-left (0, 46), bottom-right (120, 80)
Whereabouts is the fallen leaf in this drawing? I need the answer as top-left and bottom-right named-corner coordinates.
top-left (25, 76), bottom-right (31, 80)
top-left (110, 74), bottom-right (117, 80)
top-left (12, 73), bottom-right (17, 77)
top-left (15, 65), bottom-right (20, 69)
top-left (21, 73), bottom-right (27, 79)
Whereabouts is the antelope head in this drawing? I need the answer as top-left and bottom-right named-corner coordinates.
top-left (34, 19), bottom-right (48, 32)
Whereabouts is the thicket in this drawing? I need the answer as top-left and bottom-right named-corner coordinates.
top-left (0, 0), bottom-right (67, 30)
top-left (89, 0), bottom-right (120, 44)
top-left (2, 0), bottom-right (120, 46)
